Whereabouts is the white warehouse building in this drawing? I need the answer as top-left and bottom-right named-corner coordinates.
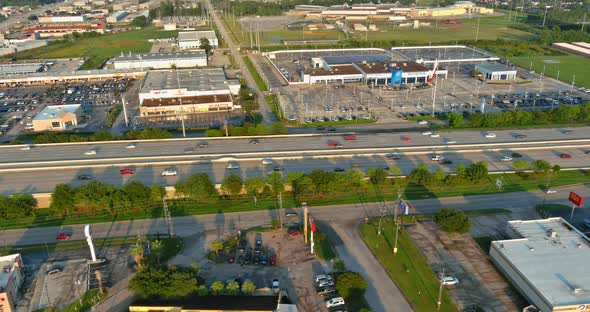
top-left (490, 218), bottom-right (590, 312)
top-left (111, 51), bottom-right (207, 69)
top-left (475, 62), bottom-right (517, 80)
top-left (178, 30), bottom-right (218, 50)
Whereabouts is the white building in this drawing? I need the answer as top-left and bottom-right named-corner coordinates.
top-left (138, 68), bottom-right (234, 120)
top-left (475, 62), bottom-right (517, 80)
top-left (38, 15), bottom-right (85, 23)
top-left (111, 51), bottom-right (207, 69)
top-left (178, 30), bottom-right (218, 50)
top-left (0, 254), bottom-right (24, 312)
top-left (490, 218), bottom-right (590, 312)
top-left (106, 11), bottom-right (129, 23)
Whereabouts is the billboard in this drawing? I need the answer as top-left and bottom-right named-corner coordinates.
top-left (569, 192), bottom-right (584, 207)
top-left (391, 69), bottom-right (403, 85)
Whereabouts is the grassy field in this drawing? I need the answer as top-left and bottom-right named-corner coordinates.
top-left (350, 14), bottom-right (534, 43)
top-left (360, 220), bottom-right (458, 312)
top-left (509, 54), bottom-right (590, 88)
top-left (242, 55), bottom-right (268, 91)
top-left (4, 28), bottom-right (178, 69)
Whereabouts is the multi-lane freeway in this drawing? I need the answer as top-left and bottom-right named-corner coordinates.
top-left (1, 127), bottom-right (590, 194)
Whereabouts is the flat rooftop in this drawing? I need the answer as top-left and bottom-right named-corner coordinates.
top-left (493, 218), bottom-right (590, 308)
top-left (0, 63), bottom-right (43, 74)
top-left (355, 61), bottom-right (429, 74)
top-left (132, 295), bottom-right (278, 311)
top-left (178, 30), bottom-right (217, 41)
top-left (113, 51), bottom-right (206, 62)
top-left (33, 104), bottom-right (80, 120)
top-left (475, 62), bottom-right (516, 72)
top-left (140, 68), bottom-right (228, 93)
top-left (322, 54), bottom-right (392, 65)
top-left (305, 64), bottom-right (361, 76)
top-left (0, 254), bottom-right (20, 290)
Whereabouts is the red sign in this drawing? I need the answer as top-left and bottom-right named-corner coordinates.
top-left (569, 192), bottom-right (584, 207)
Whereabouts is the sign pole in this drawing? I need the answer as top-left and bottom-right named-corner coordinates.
top-left (570, 203), bottom-right (577, 221)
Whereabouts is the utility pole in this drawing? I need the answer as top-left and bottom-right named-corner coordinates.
top-left (162, 198), bottom-right (174, 238)
top-left (475, 15), bottom-right (481, 41)
top-left (431, 81), bottom-right (437, 117)
top-left (175, 69), bottom-right (186, 137)
top-left (278, 192), bottom-right (283, 230)
top-left (542, 6), bottom-right (549, 27)
top-left (303, 204), bottom-right (309, 244)
top-left (581, 12), bottom-right (587, 31)
top-left (437, 267), bottom-right (445, 311)
top-left (121, 95), bottom-right (129, 127)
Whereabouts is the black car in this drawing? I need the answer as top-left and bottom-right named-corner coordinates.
top-left (273, 166), bottom-right (284, 172)
top-left (77, 174), bottom-right (92, 180)
top-left (198, 142), bottom-right (209, 148)
top-left (316, 126), bottom-right (326, 130)
top-left (512, 152), bottom-right (523, 158)
top-left (441, 159), bottom-right (453, 165)
top-left (255, 239), bottom-right (262, 248)
top-left (238, 239), bottom-right (247, 252)
top-left (249, 139), bottom-right (259, 144)
top-left (334, 167), bottom-right (345, 172)
top-left (253, 255), bottom-right (260, 265)
top-left (254, 245), bottom-right (261, 254)
top-left (261, 254), bottom-right (268, 265)
top-left (514, 134), bottom-right (527, 139)
top-left (387, 153), bottom-right (402, 160)
top-left (327, 126), bottom-right (336, 132)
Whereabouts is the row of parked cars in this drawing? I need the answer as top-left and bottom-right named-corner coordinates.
top-left (313, 274), bottom-right (346, 311)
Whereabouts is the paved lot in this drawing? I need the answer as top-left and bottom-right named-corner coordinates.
top-left (406, 220), bottom-right (526, 311)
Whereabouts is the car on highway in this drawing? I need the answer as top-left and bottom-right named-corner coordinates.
top-left (560, 153), bottom-right (572, 159)
top-left (77, 174), bottom-right (92, 180)
top-left (441, 276), bottom-right (459, 286)
top-left (285, 211), bottom-right (297, 217)
top-left (56, 233), bottom-right (71, 240)
top-left (288, 229), bottom-right (301, 237)
top-left (120, 168), bottom-right (135, 175)
top-left (545, 189), bottom-right (557, 194)
top-left (327, 126), bottom-right (336, 132)
top-left (327, 141), bottom-right (340, 147)
top-left (184, 147), bottom-right (194, 154)
top-left (418, 120), bottom-right (429, 125)
top-left (585, 151), bottom-right (590, 155)
top-left (500, 156), bottom-right (513, 162)
top-left (422, 131), bottom-right (432, 136)
top-left (272, 279), bottom-right (280, 293)
top-left (445, 138), bottom-right (457, 144)
top-left (226, 163), bottom-right (240, 170)
top-left (249, 139), bottom-right (259, 144)
top-left (402, 137), bottom-right (412, 143)
top-left (20, 145), bottom-right (31, 151)
top-left (484, 132), bottom-right (496, 138)
top-left (430, 133), bottom-right (440, 138)
top-left (198, 142), bottom-right (209, 148)
top-left (335, 143), bottom-right (343, 149)
top-left (431, 155), bottom-right (444, 161)
top-left (387, 153), bottom-right (402, 160)
top-left (126, 144), bottom-right (136, 149)
top-left (84, 150), bottom-right (97, 155)
top-left (262, 159), bottom-right (273, 165)
top-left (325, 297), bottom-right (345, 308)
top-left (561, 130), bottom-right (573, 134)
top-left (161, 169), bottom-right (177, 176)
top-left (344, 135), bottom-right (357, 141)
top-left (316, 126), bottom-right (325, 130)
top-left (514, 134), bottom-right (527, 139)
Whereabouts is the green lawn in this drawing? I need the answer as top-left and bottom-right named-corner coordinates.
top-left (360, 220), bottom-right (458, 312)
top-left (242, 55), bottom-right (268, 91)
top-left (314, 232), bottom-right (336, 260)
top-left (4, 28), bottom-right (178, 69)
top-left (509, 54), bottom-right (590, 88)
top-left (351, 14), bottom-right (534, 43)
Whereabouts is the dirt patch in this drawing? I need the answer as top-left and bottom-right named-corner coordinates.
top-left (406, 221), bottom-right (525, 311)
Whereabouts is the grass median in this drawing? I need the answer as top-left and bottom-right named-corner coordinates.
top-left (360, 219), bottom-right (458, 312)
top-left (242, 55), bottom-right (267, 92)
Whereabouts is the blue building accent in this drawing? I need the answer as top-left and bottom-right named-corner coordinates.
top-left (391, 69), bottom-right (403, 85)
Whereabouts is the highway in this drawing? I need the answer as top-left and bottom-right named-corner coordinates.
top-left (1, 127), bottom-right (590, 194)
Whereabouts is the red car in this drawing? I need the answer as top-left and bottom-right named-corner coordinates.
top-left (270, 255), bottom-right (277, 265)
top-left (288, 229), bottom-right (301, 237)
top-left (120, 168), bottom-right (135, 175)
top-left (56, 233), bottom-right (71, 240)
top-left (327, 141), bottom-right (339, 147)
top-left (227, 252), bottom-right (235, 264)
top-left (402, 137), bottom-right (412, 143)
top-left (344, 135), bottom-right (357, 141)
top-left (560, 153), bottom-right (572, 159)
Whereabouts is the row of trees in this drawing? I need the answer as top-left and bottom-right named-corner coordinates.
top-left (205, 122), bottom-right (288, 137)
top-left (462, 103), bottom-right (590, 128)
top-left (0, 194), bottom-right (37, 221)
top-left (50, 181), bottom-right (165, 216)
top-left (409, 161), bottom-right (489, 187)
top-left (31, 128), bottom-right (172, 144)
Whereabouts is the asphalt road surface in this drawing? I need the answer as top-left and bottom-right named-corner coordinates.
top-left (4, 185), bottom-right (590, 312)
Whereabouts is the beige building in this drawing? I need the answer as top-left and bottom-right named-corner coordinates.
top-left (0, 254), bottom-right (24, 312)
top-left (32, 104), bottom-right (81, 131)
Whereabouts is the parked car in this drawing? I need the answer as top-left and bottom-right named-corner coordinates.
top-left (226, 163), bottom-right (240, 170)
top-left (161, 169), bottom-right (177, 176)
top-left (228, 252), bottom-right (235, 264)
top-left (270, 255), bottom-right (277, 265)
top-left (511, 152), bottom-right (523, 158)
top-left (119, 168), bottom-right (135, 175)
top-left (272, 279), bottom-right (280, 293)
top-left (325, 297), bottom-right (345, 308)
top-left (431, 155), bottom-right (444, 161)
top-left (46, 268), bottom-right (62, 275)
top-left (262, 159), bottom-right (273, 165)
top-left (77, 174), bottom-right (92, 180)
top-left (418, 120), bottom-right (428, 125)
top-left (238, 239), bottom-right (247, 252)
top-left (56, 233), bottom-right (71, 240)
top-left (315, 274), bottom-right (332, 284)
top-left (500, 155), bottom-right (513, 162)
top-left (288, 229), bottom-right (301, 237)
top-left (334, 167), bottom-right (345, 172)
top-left (545, 189), bottom-right (557, 194)
top-left (261, 254), bottom-right (268, 265)
top-left (441, 277), bottom-right (459, 286)
top-left (387, 153), bottom-right (402, 160)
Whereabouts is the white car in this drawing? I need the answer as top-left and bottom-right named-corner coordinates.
top-left (445, 139), bottom-right (457, 144)
top-left (318, 279), bottom-right (335, 288)
top-left (161, 169), bottom-right (177, 176)
top-left (262, 159), bottom-right (273, 165)
top-left (545, 189), bottom-right (557, 194)
top-left (20, 145), bottom-right (31, 151)
top-left (315, 274), bottom-right (333, 284)
top-left (125, 144), bottom-right (136, 149)
top-left (441, 277), bottom-right (459, 286)
top-left (226, 163), bottom-right (240, 170)
top-left (418, 120), bottom-right (428, 125)
top-left (431, 155), bottom-right (444, 161)
top-left (500, 156), bottom-right (512, 162)
top-left (484, 132), bottom-right (497, 138)
top-left (325, 297), bottom-right (345, 308)
top-left (422, 131), bottom-right (432, 136)
top-left (84, 150), bottom-right (97, 156)
top-left (430, 133), bottom-right (440, 138)
top-left (272, 279), bottom-right (280, 293)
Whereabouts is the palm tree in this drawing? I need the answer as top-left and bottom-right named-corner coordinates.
top-left (151, 240), bottom-right (163, 264)
top-left (130, 242), bottom-right (144, 270)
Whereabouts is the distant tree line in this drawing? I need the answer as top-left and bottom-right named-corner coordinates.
top-left (0, 194), bottom-right (36, 221)
top-left (205, 122), bottom-right (287, 137)
top-left (29, 128), bottom-right (172, 144)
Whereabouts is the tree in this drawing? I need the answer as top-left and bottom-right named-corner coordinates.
top-left (513, 160), bottom-right (529, 171)
top-left (28, 15), bottom-right (37, 21)
top-left (368, 167), bottom-right (388, 185)
top-left (210, 281), bottom-right (225, 295)
top-left (267, 172), bottom-right (284, 194)
top-left (433, 168), bottom-right (446, 181)
top-left (434, 208), bottom-right (471, 233)
top-left (130, 241), bottom-right (145, 269)
top-left (447, 113), bottom-right (464, 127)
top-left (175, 173), bottom-right (217, 200)
top-left (409, 163), bottom-right (431, 184)
top-left (531, 159), bottom-right (552, 174)
top-left (241, 280), bottom-right (256, 294)
top-left (50, 184), bottom-right (75, 215)
top-left (226, 281), bottom-right (240, 295)
top-left (466, 161), bottom-right (488, 181)
top-left (130, 15), bottom-right (148, 27)
top-left (221, 174), bottom-right (243, 196)
top-left (209, 239), bottom-right (224, 255)
top-left (333, 258), bottom-right (346, 272)
top-left (150, 184), bottom-right (166, 202)
top-left (151, 240), bottom-right (162, 264)
top-left (389, 166), bottom-right (402, 176)
top-left (270, 122), bottom-right (287, 134)
top-left (245, 177), bottom-right (265, 195)
top-left (199, 37), bottom-right (213, 56)
top-left (335, 272), bottom-right (368, 299)
top-left (197, 284), bottom-right (208, 296)
top-left (129, 265), bottom-right (199, 298)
